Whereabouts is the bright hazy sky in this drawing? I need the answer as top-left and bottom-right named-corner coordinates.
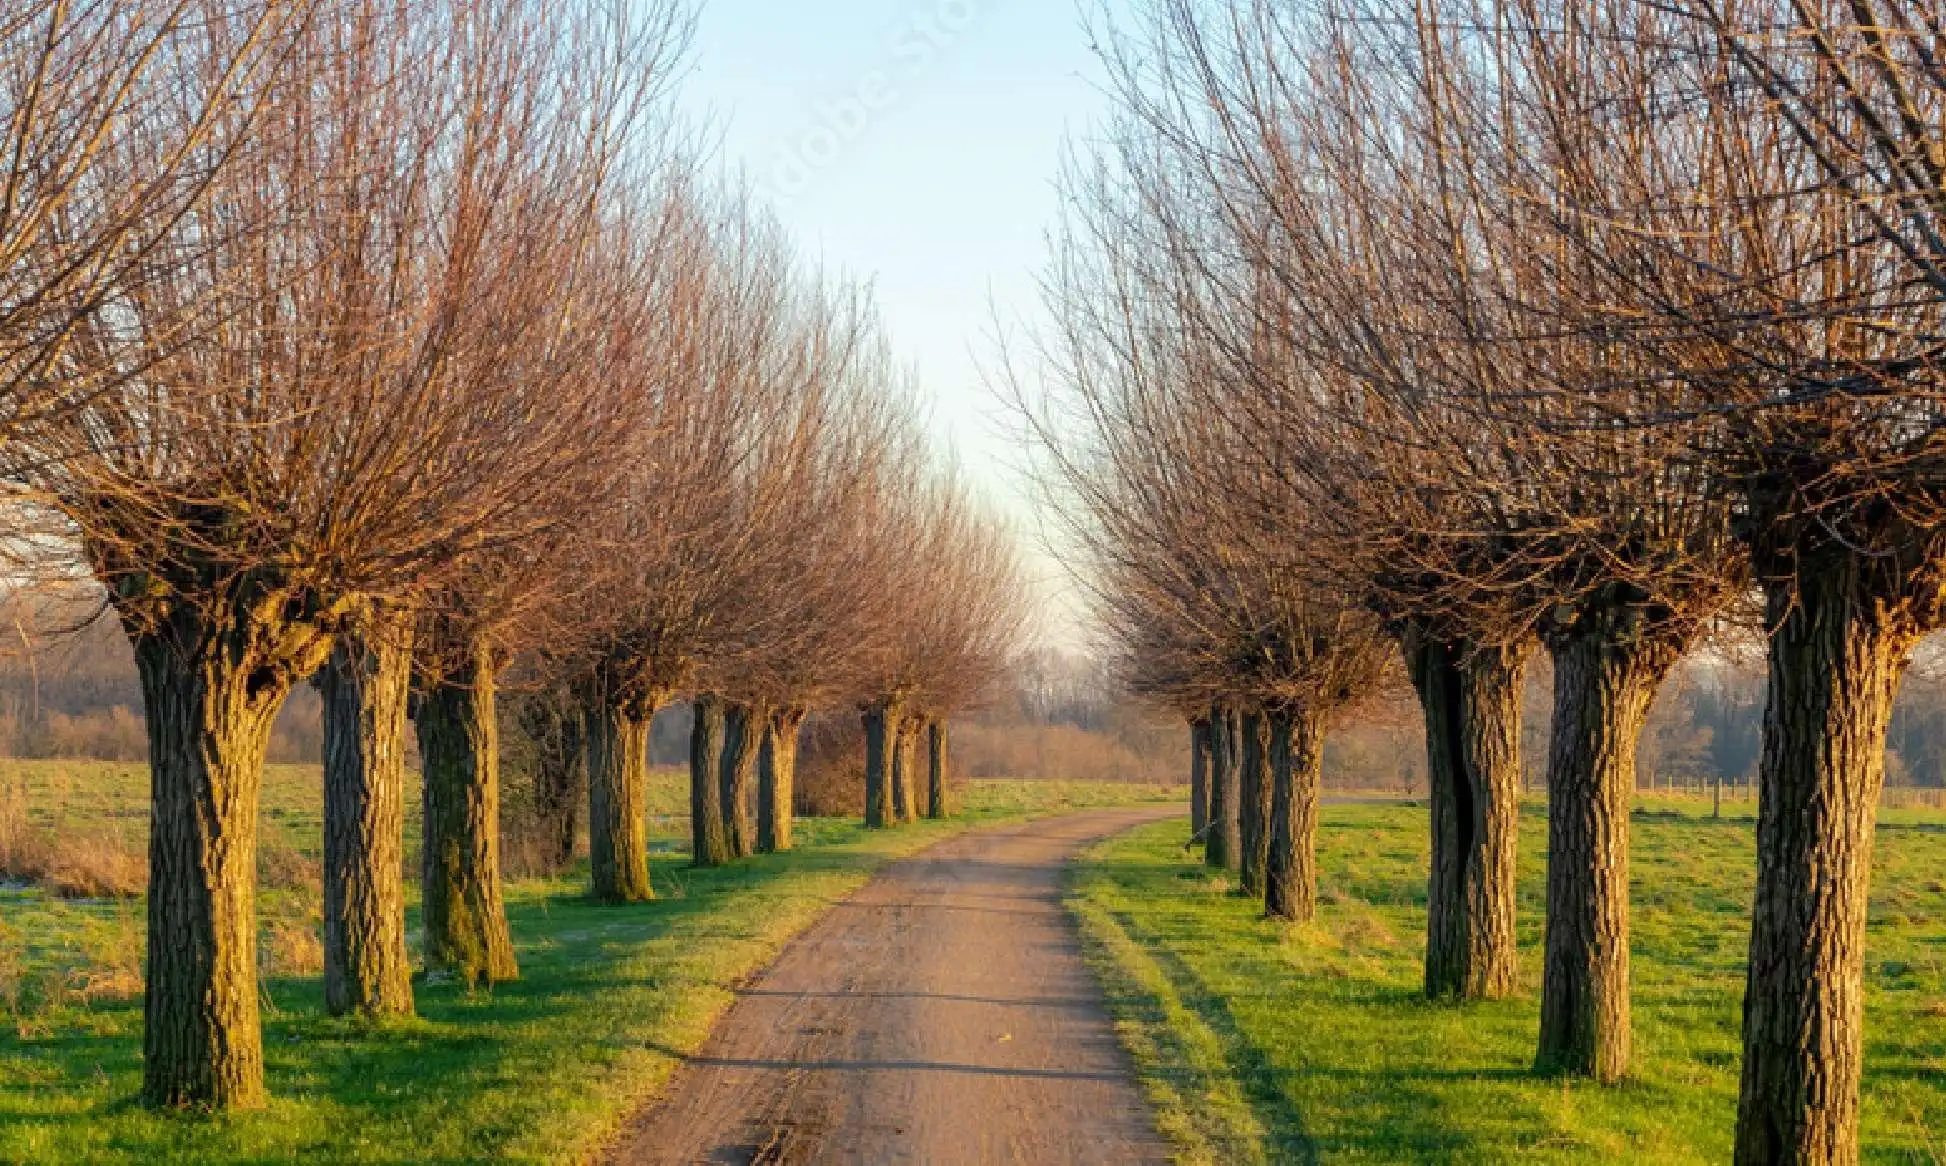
top-left (676, 0), bottom-right (1135, 642)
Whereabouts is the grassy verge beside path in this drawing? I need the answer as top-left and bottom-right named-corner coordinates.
top-left (1069, 799), bottom-right (1946, 1164)
top-left (0, 776), bottom-right (1177, 1164)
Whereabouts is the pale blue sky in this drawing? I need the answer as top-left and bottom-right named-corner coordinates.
top-left (675, 1), bottom-right (1125, 548)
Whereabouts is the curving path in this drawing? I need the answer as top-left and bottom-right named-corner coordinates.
top-left (605, 806), bottom-right (1177, 1165)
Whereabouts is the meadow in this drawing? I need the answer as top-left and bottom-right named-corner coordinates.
top-left (1069, 799), bottom-right (1946, 1165)
top-left (0, 759), bottom-right (1178, 1163)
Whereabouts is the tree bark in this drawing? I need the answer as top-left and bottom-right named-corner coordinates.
top-left (1535, 623), bottom-right (1675, 1081)
top-left (1265, 705), bottom-right (1324, 922)
top-left (1206, 703), bottom-right (1241, 870)
top-left (521, 689), bottom-right (582, 874)
top-left (1734, 567), bottom-right (1912, 1165)
top-left (690, 693), bottom-right (733, 866)
top-left (1238, 709), bottom-right (1271, 898)
top-left (318, 618), bottom-right (414, 1019)
top-left (862, 697), bottom-right (901, 828)
top-left (129, 599), bottom-right (325, 1110)
top-left (892, 715), bottom-right (921, 824)
top-left (1189, 715), bottom-right (1211, 841)
top-left (720, 701), bottom-right (762, 859)
top-left (1406, 630), bottom-right (1526, 1002)
top-left (926, 719), bottom-right (950, 819)
top-left (414, 638), bottom-right (518, 987)
top-left (584, 685), bottom-right (656, 902)
top-left (758, 707), bottom-right (804, 853)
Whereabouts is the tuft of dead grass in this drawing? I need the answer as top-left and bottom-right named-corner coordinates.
top-left (261, 914), bottom-right (323, 979)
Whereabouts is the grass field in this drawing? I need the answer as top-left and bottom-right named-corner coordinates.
top-left (1069, 798), bottom-right (1946, 1165)
top-left (0, 759), bottom-right (1178, 1163)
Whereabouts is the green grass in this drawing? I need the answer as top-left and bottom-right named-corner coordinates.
top-left (0, 765), bottom-right (1178, 1164)
top-left (1069, 798), bottom-right (1946, 1164)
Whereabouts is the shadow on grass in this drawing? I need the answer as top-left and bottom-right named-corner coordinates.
top-left (1092, 841), bottom-right (1527, 1164)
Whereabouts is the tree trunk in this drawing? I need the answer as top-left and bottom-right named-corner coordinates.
top-left (318, 619), bottom-right (414, 1019)
top-left (584, 686), bottom-right (655, 902)
top-left (130, 604), bottom-right (320, 1110)
top-left (1536, 624), bottom-right (1674, 1081)
top-left (892, 716), bottom-right (920, 823)
top-left (1265, 706), bottom-right (1324, 922)
top-left (690, 693), bottom-right (733, 866)
top-left (1206, 703), bottom-right (1241, 870)
top-left (720, 702), bottom-right (762, 859)
top-left (1734, 569), bottom-right (1911, 1165)
top-left (1189, 716), bottom-right (1211, 841)
top-left (415, 639), bottom-right (517, 987)
top-left (926, 720), bottom-right (950, 819)
top-left (1238, 709), bottom-right (1271, 898)
top-left (862, 698), bottom-right (901, 828)
top-left (758, 707), bottom-right (804, 853)
top-left (522, 689), bottom-right (583, 874)
top-left (1406, 630), bottom-right (1526, 1002)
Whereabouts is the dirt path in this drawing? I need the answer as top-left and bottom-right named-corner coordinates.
top-left (605, 806), bottom-right (1178, 1165)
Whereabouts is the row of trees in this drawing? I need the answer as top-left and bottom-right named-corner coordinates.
top-left (1025, 0), bottom-right (1946, 1161)
top-left (0, 0), bottom-right (1019, 1111)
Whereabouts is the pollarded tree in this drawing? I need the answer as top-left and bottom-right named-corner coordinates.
top-left (303, 0), bottom-right (680, 1018)
top-left (1527, 0), bottom-right (1946, 1151)
top-left (571, 189), bottom-right (823, 890)
top-left (700, 336), bottom-right (917, 853)
top-left (1132, 0), bottom-right (1746, 1073)
top-left (8, 0), bottom-right (674, 1102)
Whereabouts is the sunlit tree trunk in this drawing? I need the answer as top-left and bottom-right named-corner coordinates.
top-left (126, 587), bottom-right (329, 1110)
top-left (1735, 564), bottom-right (1914, 1165)
top-left (1265, 705), bottom-right (1324, 922)
top-left (757, 707), bottom-right (805, 852)
top-left (318, 615), bottom-right (414, 1018)
top-left (1406, 628), bottom-right (1525, 1002)
top-left (415, 636), bottom-right (518, 986)
top-left (690, 693), bottom-right (733, 866)
top-left (891, 715), bottom-right (920, 823)
top-left (584, 682), bottom-right (656, 903)
top-left (1536, 615), bottom-right (1677, 1081)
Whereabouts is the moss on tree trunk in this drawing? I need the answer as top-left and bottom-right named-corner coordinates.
top-left (414, 639), bottom-right (517, 987)
top-left (720, 702), bottom-right (762, 859)
top-left (1265, 705), bottom-right (1324, 922)
top-left (318, 620), bottom-right (414, 1018)
top-left (1407, 630), bottom-right (1525, 1002)
top-left (1536, 621), bottom-right (1674, 1081)
top-left (926, 720), bottom-right (950, 819)
top-left (757, 707), bottom-right (804, 853)
top-left (585, 686), bottom-right (655, 902)
top-left (1238, 710), bottom-right (1271, 898)
top-left (690, 693), bottom-right (733, 866)
top-left (1206, 703), bottom-right (1241, 870)
top-left (1734, 565), bottom-right (1911, 1165)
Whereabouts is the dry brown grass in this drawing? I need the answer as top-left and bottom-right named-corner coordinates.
top-left (260, 915), bottom-right (323, 979)
top-left (0, 818), bottom-right (146, 900)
